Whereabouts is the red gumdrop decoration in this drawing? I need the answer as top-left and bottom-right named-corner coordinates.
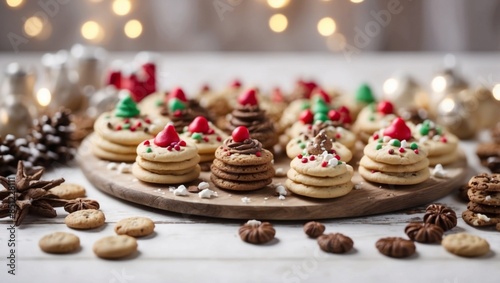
top-left (144, 118), bottom-right (151, 124)
top-left (238, 89), bottom-right (258, 106)
top-left (383, 117), bottom-right (412, 141)
top-left (167, 87), bottom-right (187, 102)
top-left (230, 79), bottom-right (242, 88)
top-left (154, 124), bottom-right (181, 147)
top-left (143, 140), bottom-right (150, 146)
top-left (271, 87), bottom-right (284, 103)
top-left (328, 110), bottom-right (341, 121)
top-left (299, 109), bottom-right (314, 124)
top-left (297, 154), bottom-right (303, 159)
top-left (312, 88), bottom-right (331, 103)
top-left (179, 140), bottom-right (186, 146)
top-left (338, 106), bottom-right (350, 114)
top-left (188, 116), bottom-right (210, 134)
top-left (201, 84), bottom-right (210, 92)
top-left (377, 101), bottom-right (394, 115)
top-left (232, 126), bottom-right (250, 142)
top-left (255, 151), bottom-right (262, 157)
top-left (321, 161), bottom-right (328, 167)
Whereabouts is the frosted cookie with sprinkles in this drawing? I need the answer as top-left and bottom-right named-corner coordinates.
top-left (352, 100), bottom-right (397, 143)
top-left (359, 117), bottom-right (430, 185)
top-left (180, 116), bottom-right (227, 168)
top-left (413, 120), bottom-right (459, 166)
top-left (133, 124), bottom-right (200, 184)
top-left (287, 130), bottom-right (352, 162)
top-left (92, 92), bottom-right (161, 162)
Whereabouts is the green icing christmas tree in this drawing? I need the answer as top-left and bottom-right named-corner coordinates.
top-left (355, 83), bottom-right (376, 104)
top-left (115, 94), bottom-right (140, 117)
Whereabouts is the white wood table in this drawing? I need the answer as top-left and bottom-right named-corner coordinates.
top-left (1, 53), bottom-right (499, 283)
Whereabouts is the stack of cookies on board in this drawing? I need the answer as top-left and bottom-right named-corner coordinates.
top-left (211, 126), bottom-right (275, 191)
top-left (132, 124), bottom-right (200, 184)
top-left (358, 118), bottom-right (429, 185)
top-left (285, 131), bottom-right (354, 199)
top-left (92, 93), bottom-right (160, 162)
top-left (462, 173), bottom-right (500, 230)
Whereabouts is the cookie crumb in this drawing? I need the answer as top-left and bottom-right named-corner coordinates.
top-left (198, 189), bottom-right (218, 199)
top-left (241, 197), bottom-right (251, 204)
top-left (432, 164), bottom-right (447, 178)
top-left (354, 183), bottom-right (363, 190)
top-left (173, 185), bottom-right (189, 196)
top-left (188, 185), bottom-right (200, 193)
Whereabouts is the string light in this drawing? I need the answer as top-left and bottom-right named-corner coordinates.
top-left (6, 0), bottom-right (23, 8)
top-left (317, 17), bottom-right (336, 37)
top-left (81, 21), bottom-right (104, 42)
top-left (112, 0), bottom-right (131, 16)
top-left (267, 0), bottom-right (290, 9)
top-left (269, 13), bottom-right (288, 33)
top-left (36, 88), bottom-right (51, 107)
top-left (124, 19), bottom-right (142, 39)
top-left (24, 16), bottom-right (44, 37)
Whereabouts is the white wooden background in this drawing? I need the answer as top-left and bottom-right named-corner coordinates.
top-left (1, 53), bottom-right (499, 283)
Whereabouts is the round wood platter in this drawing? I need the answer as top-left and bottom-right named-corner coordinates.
top-left (78, 136), bottom-right (468, 220)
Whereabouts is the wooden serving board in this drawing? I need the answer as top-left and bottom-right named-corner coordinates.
top-left (78, 136), bottom-right (468, 220)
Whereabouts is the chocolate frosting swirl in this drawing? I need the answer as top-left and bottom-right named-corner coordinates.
top-left (160, 108), bottom-right (196, 133)
top-left (306, 130), bottom-right (334, 155)
top-left (224, 138), bottom-right (262, 155)
top-left (227, 105), bottom-right (274, 134)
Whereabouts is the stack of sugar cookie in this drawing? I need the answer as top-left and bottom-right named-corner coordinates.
top-left (132, 124), bottom-right (200, 184)
top-left (181, 116), bottom-right (227, 170)
top-left (413, 120), bottom-right (459, 166)
top-left (211, 126), bottom-right (274, 191)
top-left (359, 118), bottom-right (430, 185)
top-left (285, 131), bottom-right (354, 199)
top-left (462, 173), bottom-right (500, 229)
top-left (92, 93), bottom-right (160, 162)
top-left (285, 152), bottom-right (354, 199)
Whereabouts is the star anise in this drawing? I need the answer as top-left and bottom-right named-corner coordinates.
top-left (0, 161), bottom-right (66, 226)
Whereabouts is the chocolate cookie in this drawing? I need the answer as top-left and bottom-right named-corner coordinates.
top-left (476, 142), bottom-right (500, 164)
top-left (467, 189), bottom-right (500, 206)
top-left (212, 159), bottom-right (273, 174)
top-left (210, 164), bottom-right (275, 181)
top-left (462, 209), bottom-right (500, 227)
top-left (467, 201), bottom-right (500, 214)
top-left (210, 174), bottom-right (272, 191)
top-left (468, 173), bottom-right (500, 192)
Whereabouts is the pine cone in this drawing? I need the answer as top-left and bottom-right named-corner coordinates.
top-left (29, 109), bottom-right (75, 167)
top-left (0, 134), bottom-right (32, 176)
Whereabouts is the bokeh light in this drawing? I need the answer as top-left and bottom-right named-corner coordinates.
top-left (269, 14), bottom-right (288, 33)
top-left (24, 16), bottom-right (43, 37)
top-left (112, 0), bottom-right (131, 16)
top-left (124, 19), bottom-right (143, 39)
top-left (6, 0), bottom-right (23, 8)
top-left (317, 17), bottom-right (336, 37)
top-left (267, 0), bottom-right (290, 9)
top-left (81, 21), bottom-right (104, 42)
